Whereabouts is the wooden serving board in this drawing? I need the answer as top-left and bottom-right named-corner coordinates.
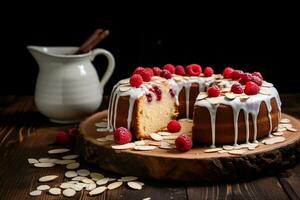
top-left (78, 110), bottom-right (300, 182)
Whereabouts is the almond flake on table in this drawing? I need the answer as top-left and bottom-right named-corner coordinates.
top-left (63, 188), bottom-right (76, 197)
top-left (149, 133), bottom-right (163, 141)
top-left (111, 143), bottom-right (136, 150)
top-left (54, 159), bottom-right (76, 165)
top-left (128, 181), bottom-right (142, 190)
top-left (77, 169), bottom-right (90, 177)
top-left (62, 154), bottom-right (79, 160)
top-left (81, 178), bottom-right (95, 184)
top-left (228, 149), bottom-right (246, 155)
top-left (134, 146), bottom-right (157, 151)
top-left (60, 182), bottom-right (74, 189)
top-left (48, 188), bottom-right (61, 195)
top-left (34, 163), bottom-right (55, 168)
top-left (107, 181), bottom-right (123, 190)
top-left (27, 158), bottom-right (39, 164)
top-left (66, 162), bottom-right (80, 169)
top-left (86, 183), bottom-right (97, 191)
top-left (65, 171), bottom-right (78, 178)
top-left (204, 148), bottom-right (223, 153)
top-left (72, 176), bottom-right (86, 181)
top-left (29, 190), bottom-right (42, 196)
top-left (89, 186), bottom-right (107, 196)
top-left (96, 137), bottom-right (108, 142)
top-left (118, 176), bottom-right (138, 182)
top-left (48, 148), bottom-right (70, 154)
top-left (280, 118), bottom-right (291, 123)
top-left (39, 175), bottom-right (58, 182)
top-left (134, 140), bottom-right (146, 145)
top-left (287, 127), bottom-right (298, 132)
top-left (90, 172), bottom-right (105, 181)
top-left (36, 185), bottom-right (50, 191)
top-left (262, 136), bottom-right (286, 145)
top-left (96, 178), bottom-right (109, 185)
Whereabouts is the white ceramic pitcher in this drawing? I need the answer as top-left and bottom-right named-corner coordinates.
top-left (27, 46), bottom-right (115, 123)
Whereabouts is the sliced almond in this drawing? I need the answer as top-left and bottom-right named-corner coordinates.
top-left (207, 97), bottom-right (220, 105)
top-left (108, 181), bottom-right (123, 190)
top-left (86, 183), bottom-right (97, 191)
top-left (29, 190), bottom-right (42, 196)
top-left (272, 131), bottom-right (283, 136)
top-left (222, 145), bottom-right (234, 150)
top-left (39, 175), bottom-right (58, 182)
top-left (157, 132), bottom-right (171, 136)
top-left (54, 159), bottom-right (76, 165)
top-left (108, 178), bottom-right (116, 182)
top-left (163, 140), bottom-right (176, 144)
top-left (287, 127), bottom-right (298, 132)
top-left (119, 86), bottom-right (131, 92)
top-left (228, 149), bottom-right (246, 155)
top-left (178, 118), bottom-right (193, 123)
top-left (150, 133), bottom-right (163, 141)
top-left (72, 176), bottom-right (86, 181)
top-left (39, 158), bottom-right (58, 163)
top-left (95, 122), bottom-right (108, 128)
top-left (90, 173), bottom-right (105, 181)
top-left (63, 188), bottom-right (76, 197)
top-left (225, 92), bottom-right (236, 100)
top-left (240, 95), bottom-right (250, 101)
top-left (143, 198), bottom-right (151, 200)
top-left (28, 158), bottom-right (39, 164)
top-left (277, 127), bottom-right (287, 132)
top-left (37, 185), bottom-right (50, 191)
top-left (162, 135), bottom-right (178, 140)
top-left (119, 78), bottom-right (130, 84)
top-left (145, 140), bottom-right (162, 146)
top-left (48, 188), bottom-right (61, 195)
top-left (134, 146), bottom-right (157, 151)
top-left (160, 144), bottom-right (176, 149)
top-left (96, 137), bottom-right (107, 142)
top-left (60, 182), bottom-right (74, 189)
top-left (218, 150), bottom-right (228, 154)
top-left (48, 148), bottom-right (70, 154)
top-left (262, 136), bottom-right (286, 145)
top-left (96, 178), bottom-right (109, 186)
top-left (65, 171), bottom-right (78, 178)
top-left (62, 154), bottom-right (79, 160)
top-left (204, 148), bottom-right (222, 153)
top-left (81, 178), bottom-right (95, 184)
top-left (233, 144), bottom-right (250, 150)
top-left (248, 146), bottom-right (256, 151)
top-left (134, 140), bottom-right (146, 146)
top-left (197, 92), bottom-right (208, 100)
top-left (77, 169), bottom-right (90, 177)
top-left (34, 163), bottom-right (55, 168)
top-left (71, 183), bottom-right (85, 191)
top-left (280, 118), bottom-right (291, 123)
top-left (89, 186), bottom-right (107, 196)
top-left (118, 176), bottom-right (138, 182)
top-left (66, 162), bottom-right (80, 170)
top-left (128, 181), bottom-right (142, 190)
top-left (111, 143), bottom-right (136, 150)
top-left (222, 87), bottom-right (231, 93)
top-left (280, 123), bottom-right (293, 128)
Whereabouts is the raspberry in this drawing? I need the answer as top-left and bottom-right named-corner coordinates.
top-left (133, 67), bottom-right (144, 75)
top-left (175, 134), bottom-right (193, 152)
top-left (167, 120), bottom-right (181, 133)
top-left (186, 64), bottom-right (202, 76)
top-left (114, 127), bottom-right (132, 144)
top-left (231, 70), bottom-right (244, 80)
top-left (175, 65), bottom-right (185, 76)
top-left (223, 67), bottom-right (234, 79)
top-left (231, 83), bottom-right (244, 94)
top-left (163, 64), bottom-right (175, 74)
top-left (144, 67), bottom-right (154, 77)
top-left (152, 67), bottom-right (161, 76)
top-left (169, 89), bottom-right (175, 97)
top-left (130, 74), bottom-right (143, 87)
top-left (160, 69), bottom-right (172, 79)
top-left (204, 66), bottom-right (214, 77)
top-left (252, 72), bottom-right (263, 80)
top-left (151, 86), bottom-right (162, 101)
top-left (56, 131), bottom-right (71, 144)
top-left (68, 127), bottom-right (78, 137)
top-left (239, 73), bottom-right (253, 85)
top-left (244, 81), bottom-right (260, 95)
top-left (146, 93), bottom-right (152, 103)
top-left (252, 75), bottom-right (263, 86)
top-left (140, 69), bottom-right (153, 82)
top-left (207, 85), bottom-right (221, 97)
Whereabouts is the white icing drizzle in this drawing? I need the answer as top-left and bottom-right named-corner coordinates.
top-left (185, 83), bottom-right (191, 118)
top-left (196, 86), bottom-right (281, 147)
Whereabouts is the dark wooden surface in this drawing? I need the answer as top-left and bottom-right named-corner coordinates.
top-left (0, 95), bottom-right (299, 200)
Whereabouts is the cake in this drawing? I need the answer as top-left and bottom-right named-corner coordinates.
top-left (107, 65), bottom-right (281, 147)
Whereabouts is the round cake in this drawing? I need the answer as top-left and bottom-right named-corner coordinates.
top-left (106, 65), bottom-right (281, 147)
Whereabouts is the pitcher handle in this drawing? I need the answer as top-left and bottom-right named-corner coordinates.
top-left (91, 48), bottom-right (115, 88)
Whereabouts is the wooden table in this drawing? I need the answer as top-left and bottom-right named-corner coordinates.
top-left (0, 95), bottom-right (299, 200)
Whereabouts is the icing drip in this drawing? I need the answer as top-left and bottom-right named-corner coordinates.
top-left (209, 105), bottom-right (218, 148)
top-left (196, 86), bottom-right (281, 147)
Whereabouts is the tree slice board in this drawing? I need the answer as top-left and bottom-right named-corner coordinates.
top-left (78, 111), bottom-right (300, 182)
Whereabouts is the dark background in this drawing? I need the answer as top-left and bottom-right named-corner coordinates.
top-left (0, 6), bottom-right (298, 95)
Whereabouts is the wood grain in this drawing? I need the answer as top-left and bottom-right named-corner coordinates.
top-left (0, 95), bottom-right (299, 199)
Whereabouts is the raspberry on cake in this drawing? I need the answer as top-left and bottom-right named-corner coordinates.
top-left (175, 65), bottom-right (185, 76)
top-left (204, 67), bottom-right (214, 77)
top-left (163, 64), bottom-right (175, 74)
top-left (223, 67), bottom-right (234, 79)
top-left (167, 120), bottom-right (181, 133)
top-left (186, 64), bottom-right (202, 76)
